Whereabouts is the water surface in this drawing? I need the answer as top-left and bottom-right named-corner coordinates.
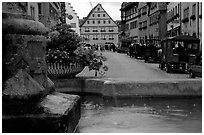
top-left (76, 96), bottom-right (202, 133)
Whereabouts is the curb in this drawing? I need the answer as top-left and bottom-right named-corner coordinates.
top-left (52, 78), bottom-right (202, 97)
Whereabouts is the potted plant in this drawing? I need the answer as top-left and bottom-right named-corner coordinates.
top-left (74, 45), bottom-right (108, 76)
top-left (46, 23), bottom-right (108, 78)
top-left (46, 23), bottom-right (84, 78)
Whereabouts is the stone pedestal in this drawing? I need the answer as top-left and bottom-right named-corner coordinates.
top-left (2, 6), bottom-right (81, 133)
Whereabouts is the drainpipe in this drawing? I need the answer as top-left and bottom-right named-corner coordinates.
top-left (179, 2), bottom-right (182, 35)
top-left (197, 2), bottom-right (199, 39)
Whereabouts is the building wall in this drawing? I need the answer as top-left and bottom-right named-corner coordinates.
top-left (120, 2), bottom-right (139, 44)
top-left (65, 3), bottom-right (80, 35)
top-left (181, 2), bottom-right (201, 37)
top-left (166, 2), bottom-right (181, 37)
top-left (148, 2), bottom-right (167, 44)
top-left (181, 2), bottom-right (202, 51)
top-left (37, 2), bottom-right (61, 28)
top-left (27, 2), bottom-right (39, 21)
top-left (138, 2), bottom-right (148, 44)
top-left (198, 2), bottom-right (202, 48)
top-left (80, 4), bottom-right (119, 46)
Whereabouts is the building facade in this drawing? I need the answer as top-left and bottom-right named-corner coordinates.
top-left (120, 2), bottom-right (167, 46)
top-left (166, 2), bottom-right (181, 37)
top-left (119, 2), bottom-right (139, 49)
top-left (138, 2), bottom-right (148, 44)
top-left (120, 2), bottom-right (202, 50)
top-left (80, 3), bottom-right (119, 46)
top-left (65, 3), bottom-right (80, 35)
top-left (147, 2), bottom-right (167, 45)
top-left (181, 2), bottom-right (202, 39)
top-left (26, 2), bottom-right (64, 29)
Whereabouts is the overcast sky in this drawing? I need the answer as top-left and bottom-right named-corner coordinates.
top-left (69, 2), bottom-right (122, 20)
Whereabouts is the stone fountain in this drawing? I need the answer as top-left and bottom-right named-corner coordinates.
top-left (2, 2), bottom-right (81, 133)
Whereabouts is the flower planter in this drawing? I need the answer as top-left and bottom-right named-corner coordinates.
top-left (47, 61), bottom-right (85, 78)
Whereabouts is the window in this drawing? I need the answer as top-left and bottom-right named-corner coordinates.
top-left (192, 4), bottom-right (196, 15)
top-left (109, 35), bottom-right (114, 40)
top-left (103, 14), bottom-right (105, 17)
top-left (126, 23), bottom-right (129, 30)
top-left (87, 20), bottom-right (89, 24)
top-left (93, 35), bottom-right (98, 40)
top-left (101, 27), bottom-right (106, 32)
top-left (109, 20), bottom-right (111, 24)
top-left (109, 27), bottom-right (114, 32)
top-left (92, 14), bottom-right (95, 17)
top-left (103, 20), bottom-right (106, 24)
top-left (142, 6), bottom-right (147, 15)
top-left (98, 14), bottom-right (100, 17)
top-left (175, 6), bottom-right (177, 15)
top-left (93, 20), bottom-right (95, 24)
top-left (98, 20), bottom-right (100, 24)
top-left (38, 3), bottom-right (42, 14)
top-left (143, 21), bottom-right (147, 29)
top-left (92, 27), bottom-right (98, 32)
top-left (183, 7), bottom-right (189, 19)
top-left (139, 22), bottom-right (142, 30)
top-left (85, 35), bottom-right (89, 40)
top-left (98, 8), bottom-right (100, 11)
top-left (135, 20), bottom-right (138, 28)
top-left (101, 35), bottom-right (106, 40)
top-left (85, 27), bottom-right (89, 32)
top-left (71, 23), bottom-right (76, 28)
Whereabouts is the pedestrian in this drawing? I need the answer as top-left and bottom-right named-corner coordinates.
top-left (112, 44), bottom-right (116, 52)
top-left (129, 44), bottom-right (134, 58)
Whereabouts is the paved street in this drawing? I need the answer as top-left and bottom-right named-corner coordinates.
top-left (77, 51), bottom-right (190, 81)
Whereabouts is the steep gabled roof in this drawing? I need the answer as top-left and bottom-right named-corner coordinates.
top-left (79, 4), bottom-right (98, 27)
top-left (79, 3), bottom-right (118, 28)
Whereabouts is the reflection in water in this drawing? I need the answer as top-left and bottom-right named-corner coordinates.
top-left (76, 96), bottom-right (202, 133)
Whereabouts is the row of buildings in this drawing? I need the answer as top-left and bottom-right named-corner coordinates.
top-left (3, 2), bottom-right (202, 49)
top-left (2, 2), bottom-right (80, 35)
top-left (79, 2), bottom-right (202, 50)
top-left (120, 2), bottom-right (202, 48)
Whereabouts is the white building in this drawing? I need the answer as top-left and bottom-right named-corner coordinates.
top-left (65, 3), bottom-right (80, 35)
top-left (80, 3), bottom-right (119, 46)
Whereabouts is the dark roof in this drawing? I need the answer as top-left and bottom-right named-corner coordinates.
top-left (120, 2), bottom-right (138, 11)
top-left (164, 35), bottom-right (200, 42)
top-left (80, 3), bottom-right (118, 27)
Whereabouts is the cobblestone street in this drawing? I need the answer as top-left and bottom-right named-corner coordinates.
top-left (77, 51), bottom-right (191, 81)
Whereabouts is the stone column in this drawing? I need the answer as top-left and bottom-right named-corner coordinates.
top-left (2, 2), bottom-right (81, 133)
